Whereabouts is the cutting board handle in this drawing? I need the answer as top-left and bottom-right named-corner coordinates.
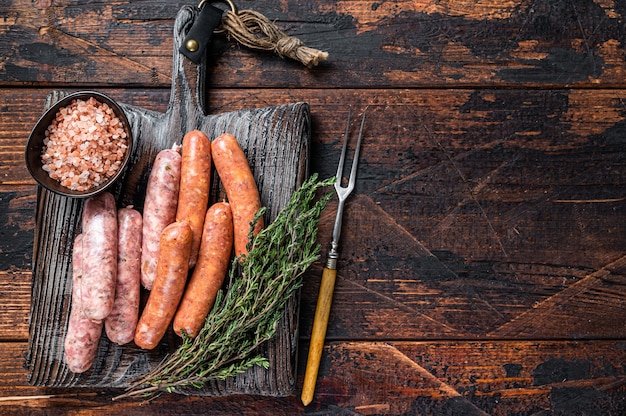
top-left (167, 5), bottom-right (209, 135)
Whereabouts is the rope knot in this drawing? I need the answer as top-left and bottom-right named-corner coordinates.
top-left (276, 36), bottom-right (303, 58)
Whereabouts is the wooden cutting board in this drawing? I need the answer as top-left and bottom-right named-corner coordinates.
top-left (25, 5), bottom-right (309, 397)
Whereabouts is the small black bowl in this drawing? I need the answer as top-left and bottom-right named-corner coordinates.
top-left (25, 91), bottom-right (133, 198)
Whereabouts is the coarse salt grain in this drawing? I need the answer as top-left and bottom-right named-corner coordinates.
top-left (41, 97), bottom-right (128, 191)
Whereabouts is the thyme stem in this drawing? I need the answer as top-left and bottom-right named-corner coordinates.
top-left (116, 174), bottom-right (334, 399)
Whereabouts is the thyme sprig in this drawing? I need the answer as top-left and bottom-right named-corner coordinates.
top-left (118, 174), bottom-right (334, 399)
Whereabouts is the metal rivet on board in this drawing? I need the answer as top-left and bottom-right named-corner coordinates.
top-left (186, 39), bottom-right (199, 52)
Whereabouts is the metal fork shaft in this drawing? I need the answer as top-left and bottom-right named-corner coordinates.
top-left (301, 109), bottom-right (366, 406)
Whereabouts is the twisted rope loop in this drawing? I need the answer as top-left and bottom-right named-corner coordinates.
top-left (220, 9), bottom-right (328, 68)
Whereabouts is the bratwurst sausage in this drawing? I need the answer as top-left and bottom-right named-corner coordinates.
top-left (64, 234), bottom-right (103, 373)
top-left (211, 133), bottom-right (263, 257)
top-left (176, 130), bottom-right (211, 268)
top-left (105, 206), bottom-right (142, 345)
top-left (141, 147), bottom-right (181, 290)
top-left (80, 191), bottom-right (118, 321)
top-left (173, 202), bottom-right (233, 338)
top-left (134, 221), bottom-right (192, 350)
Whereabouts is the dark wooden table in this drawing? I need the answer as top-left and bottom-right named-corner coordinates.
top-left (2, 0), bottom-right (626, 414)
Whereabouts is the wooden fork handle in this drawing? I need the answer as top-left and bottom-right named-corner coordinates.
top-left (301, 266), bottom-right (337, 406)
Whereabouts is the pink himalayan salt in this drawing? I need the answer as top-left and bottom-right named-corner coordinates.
top-left (41, 97), bottom-right (128, 192)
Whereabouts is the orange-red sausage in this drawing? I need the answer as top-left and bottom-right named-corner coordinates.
top-left (105, 206), bottom-right (142, 345)
top-left (176, 130), bottom-right (211, 268)
top-left (141, 147), bottom-right (181, 290)
top-left (211, 133), bottom-right (263, 257)
top-left (173, 202), bottom-right (233, 338)
top-left (64, 234), bottom-right (103, 373)
top-left (134, 221), bottom-right (192, 350)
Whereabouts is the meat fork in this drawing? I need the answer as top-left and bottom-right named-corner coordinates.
top-left (301, 108), bottom-right (366, 406)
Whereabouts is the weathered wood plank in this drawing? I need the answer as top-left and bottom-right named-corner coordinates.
top-left (3, 0), bottom-right (626, 88)
top-left (297, 340), bottom-right (626, 415)
top-left (0, 272), bottom-right (31, 341)
top-left (0, 341), bottom-right (625, 415)
top-left (5, 87), bottom-right (626, 187)
top-left (4, 86), bottom-right (626, 344)
top-left (0, 188), bottom-right (36, 270)
top-left (298, 195), bottom-right (626, 341)
top-left (2, 0), bottom-right (626, 413)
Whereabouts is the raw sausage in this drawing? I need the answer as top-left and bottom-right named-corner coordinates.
top-left (141, 147), bottom-right (181, 290)
top-left (176, 130), bottom-right (211, 268)
top-left (134, 221), bottom-right (192, 349)
top-left (64, 234), bottom-right (103, 373)
top-left (173, 202), bottom-right (233, 338)
top-left (80, 191), bottom-right (118, 321)
top-left (105, 206), bottom-right (142, 345)
top-left (211, 133), bottom-right (263, 257)
top-left (134, 221), bottom-right (192, 350)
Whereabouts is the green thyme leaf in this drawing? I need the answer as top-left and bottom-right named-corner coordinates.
top-left (120, 174), bottom-right (334, 398)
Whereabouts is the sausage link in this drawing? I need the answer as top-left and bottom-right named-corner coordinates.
top-left (80, 191), bottom-right (118, 321)
top-left (176, 130), bottom-right (211, 268)
top-left (134, 221), bottom-right (192, 350)
top-left (173, 202), bottom-right (233, 338)
top-left (141, 147), bottom-right (181, 290)
top-left (211, 133), bottom-right (263, 257)
top-left (64, 234), bottom-right (103, 373)
top-left (105, 206), bottom-right (142, 345)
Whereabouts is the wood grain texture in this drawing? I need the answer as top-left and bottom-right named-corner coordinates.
top-left (1, 0), bottom-right (626, 413)
top-left (298, 340), bottom-right (626, 415)
top-left (3, 87), bottom-right (626, 343)
top-left (1, 341), bottom-right (626, 415)
top-left (2, 0), bottom-right (626, 88)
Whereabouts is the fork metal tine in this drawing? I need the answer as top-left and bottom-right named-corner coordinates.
top-left (335, 107), bottom-right (351, 183)
top-left (329, 108), bottom-right (366, 255)
top-left (348, 107), bottom-right (367, 190)
top-left (335, 107), bottom-right (366, 199)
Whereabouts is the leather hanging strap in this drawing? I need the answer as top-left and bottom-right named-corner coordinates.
top-left (180, 0), bottom-right (328, 68)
